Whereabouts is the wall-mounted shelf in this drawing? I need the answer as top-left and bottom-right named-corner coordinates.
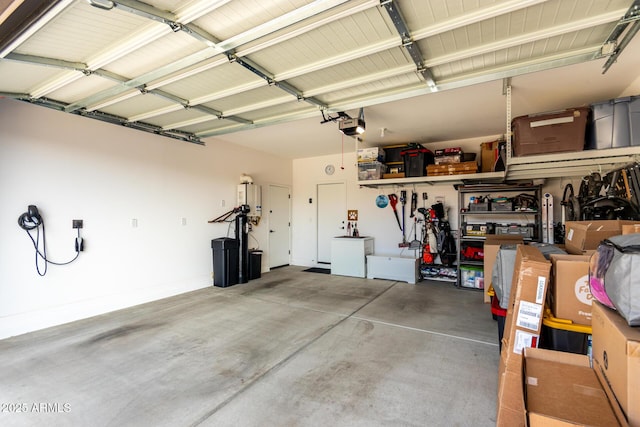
top-left (357, 147), bottom-right (640, 188)
top-left (358, 171), bottom-right (505, 188)
top-left (506, 147), bottom-right (640, 180)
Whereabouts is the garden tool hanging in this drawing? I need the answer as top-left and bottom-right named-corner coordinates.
top-left (388, 193), bottom-right (402, 231)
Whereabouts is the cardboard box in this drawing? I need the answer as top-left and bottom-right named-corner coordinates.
top-left (564, 220), bottom-right (637, 255)
top-left (426, 161), bottom-right (477, 176)
top-left (497, 245), bottom-right (551, 426)
top-left (592, 302), bottom-right (640, 426)
top-left (502, 245), bottom-right (551, 355)
top-left (622, 224), bottom-right (640, 234)
top-left (524, 347), bottom-right (622, 426)
top-left (382, 172), bottom-right (405, 179)
top-left (357, 147), bottom-right (384, 162)
top-left (549, 254), bottom-right (593, 325)
top-left (483, 235), bottom-right (524, 303)
top-left (481, 140), bottom-right (498, 172)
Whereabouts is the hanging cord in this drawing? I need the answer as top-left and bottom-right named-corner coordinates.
top-left (22, 221), bottom-right (81, 277)
top-left (341, 132), bottom-right (345, 170)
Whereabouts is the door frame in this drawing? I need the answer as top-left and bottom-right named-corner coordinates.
top-left (267, 184), bottom-right (291, 269)
top-left (316, 181), bottom-right (347, 266)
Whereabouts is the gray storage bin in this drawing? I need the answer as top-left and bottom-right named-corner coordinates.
top-left (588, 95), bottom-right (640, 149)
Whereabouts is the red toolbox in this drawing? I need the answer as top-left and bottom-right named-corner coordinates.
top-left (512, 107), bottom-right (590, 156)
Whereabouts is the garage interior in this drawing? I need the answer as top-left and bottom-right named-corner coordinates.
top-left (1, 0), bottom-right (640, 426)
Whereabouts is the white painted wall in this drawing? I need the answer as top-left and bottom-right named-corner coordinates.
top-left (0, 99), bottom-right (291, 338)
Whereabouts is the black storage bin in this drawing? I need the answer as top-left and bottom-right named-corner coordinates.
top-left (249, 250), bottom-right (262, 280)
top-left (383, 144), bottom-right (409, 163)
top-left (401, 147), bottom-right (434, 177)
top-left (539, 316), bottom-right (591, 355)
top-left (211, 237), bottom-right (239, 287)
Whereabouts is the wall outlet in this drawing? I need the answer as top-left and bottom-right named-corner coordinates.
top-left (131, 218), bottom-right (138, 228)
top-left (72, 219), bottom-right (83, 229)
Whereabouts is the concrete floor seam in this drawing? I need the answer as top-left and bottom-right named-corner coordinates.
top-left (190, 281), bottom-right (399, 426)
top-left (350, 316), bottom-right (499, 347)
top-left (234, 285), bottom-right (397, 319)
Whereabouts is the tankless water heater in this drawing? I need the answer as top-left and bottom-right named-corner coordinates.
top-left (237, 183), bottom-right (262, 218)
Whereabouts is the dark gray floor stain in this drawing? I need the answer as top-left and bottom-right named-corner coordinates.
top-left (84, 323), bottom-right (164, 345)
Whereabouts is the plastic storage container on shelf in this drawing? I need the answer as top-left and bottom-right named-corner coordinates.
top-left (539, 310), bottom-right (592, 356)
top-left (512, 107), bottom-right (590, 156)
top-left (401, 147), bottom-right (434, 177)
top-left (587, 95), bottom-right (640, 149)
top-left (383, 144), bottom-right (409, 163)
top-left (460, 265), bottom-right (484, 289)
top-left (358, 161), bottom-right (386, 180)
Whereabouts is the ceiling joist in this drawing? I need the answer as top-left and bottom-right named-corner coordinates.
top-left (0, 0), bottom-right (637, 144)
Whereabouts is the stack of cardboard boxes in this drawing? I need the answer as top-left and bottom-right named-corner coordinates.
top-left (496, 220), bottom-right (640, 426)
top-left (496, 245), bottom-right (551, 425)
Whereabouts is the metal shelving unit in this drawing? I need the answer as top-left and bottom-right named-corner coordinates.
top-left (457, 184), bottom-right (542, 289)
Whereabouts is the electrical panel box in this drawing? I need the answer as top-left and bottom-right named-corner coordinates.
top-left (237, 183), bottom-right (262, 218)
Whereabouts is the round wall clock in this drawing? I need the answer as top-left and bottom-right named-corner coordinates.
top-left (325, 164), bottom-right (335, 175)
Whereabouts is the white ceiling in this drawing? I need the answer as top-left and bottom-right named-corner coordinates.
top-left (1, 0), bottom-right (639, 159)
top-left (220, 37), bottom-right (640, 159)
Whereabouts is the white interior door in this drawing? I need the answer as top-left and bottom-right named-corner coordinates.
top-left (317, 182), bottom-right (346, 264)
top-left (268, 184), bottom-right (291, 268)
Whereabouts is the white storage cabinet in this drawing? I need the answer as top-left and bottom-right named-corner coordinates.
top-left (330, 237), bottom-right (374, 278)
top-left (367, 255), bottom-right (420, 284)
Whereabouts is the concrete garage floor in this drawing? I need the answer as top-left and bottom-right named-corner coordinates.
top-left (0, 266), bottom-right (499, 427)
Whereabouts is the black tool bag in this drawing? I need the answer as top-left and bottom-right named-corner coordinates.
top-left (590, 233), bottom-right (640, 326)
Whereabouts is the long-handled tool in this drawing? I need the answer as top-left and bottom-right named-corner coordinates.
top-left (409, 217), bottom-right (421, 249)
top-left (408, 191), bottom-right (420, 248)
top-left (388, 194), bottom-right (402, 231)
top-left (410, 191), bottom-right (417, 217)
top-left (400, 190), bottom-right (407, 246)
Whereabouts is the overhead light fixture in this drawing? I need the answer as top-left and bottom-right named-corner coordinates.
top-left (339, 107), bottom-right (365, 136)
